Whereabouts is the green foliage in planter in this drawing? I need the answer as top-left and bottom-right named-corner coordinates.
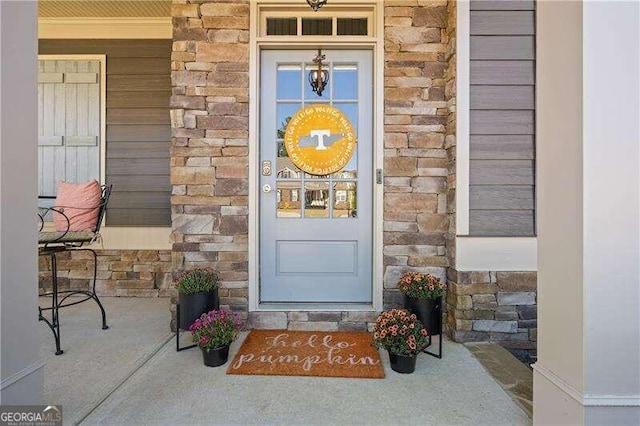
top-left (175, 267), bottom-right (220, 295)
top-left (397, 271), bottom-right (446, 299)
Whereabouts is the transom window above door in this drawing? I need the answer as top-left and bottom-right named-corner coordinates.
top-left (259, 6), bottom-right (375, 38)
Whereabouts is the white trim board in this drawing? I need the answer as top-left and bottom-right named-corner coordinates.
top-left (456, 237), bottom-right (537, 271)
top-left (38, 18), bottom-right (172, 39)
top-left (40, 224), bottom-right (172, 250)
top-left (533, 363), bottom-right (640, 407)
top-left (97, 227), bottom-right (172, 250)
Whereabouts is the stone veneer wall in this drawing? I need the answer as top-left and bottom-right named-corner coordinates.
top-left (170, 0), bottom-right (251, 331)
top-left (444, 0), bottom-right (457, 272)
top-left (446, 270), bottom-right (537, 358)
top-left (167, 0), bottom-right (454, 331)
top-left (39, 250), bottom-right (172, 297)
top-left (382, 1), bottom-right (450, 306)
top-left (167, 0), bottom-right (538, 345)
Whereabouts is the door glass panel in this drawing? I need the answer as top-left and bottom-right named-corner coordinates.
top-left (334, 102), bottom-right (358, 132)
top-left (333, 182), bottom-right (357, 218)
top-left (304, 182), bottom-right (329, 218)
top-left (276, 103), bottom-right (301, 139)
top-left (332, 152), bottom-right (358, 179)
top-left (274, 58), bottom-right (359, 219)
top-left (277, 182), bottom-right (302, 218)
top-left (277, 158), bottom-right (301, 179)
top-left (277, 65), bottom-right (302, 100)
top-left (333, 65), bottom-right (358, 100)
top-left (332, 102), bottom-right (358, 179)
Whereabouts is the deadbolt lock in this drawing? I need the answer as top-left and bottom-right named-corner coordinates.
top-left (262, 161), bottom-right (272, 176)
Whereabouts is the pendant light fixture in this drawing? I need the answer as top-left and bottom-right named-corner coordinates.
top-left (306, 0), bottom-right (328, 11)
top-left (308, 49), bottom-right (329, 97)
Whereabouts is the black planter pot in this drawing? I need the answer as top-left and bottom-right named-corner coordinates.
top-left (201, 345), bottom-right (230, 367)
top-left (404, 295), bottom-right (442, 336)
top-left (389, 352), bottom-right (417, 374)
top-left (178, 291), bottom-right (219, 331)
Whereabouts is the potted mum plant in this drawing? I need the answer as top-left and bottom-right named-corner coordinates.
top-left (175, 268), bottom-right (220, 330)
top-left (190, 309), bottom-right (243, 367)
top-left (397, 272), bottom-right (446, 336)
top-left (373, 309), bottom-right (429, 374)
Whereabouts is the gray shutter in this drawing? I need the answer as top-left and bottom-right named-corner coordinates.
top-left (38, 59), bottom-right (100, 197)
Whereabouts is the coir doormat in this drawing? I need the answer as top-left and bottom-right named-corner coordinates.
top-left (227, 330), bottom-right (385, 379)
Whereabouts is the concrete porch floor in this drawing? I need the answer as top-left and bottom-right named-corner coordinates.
top-left (40, 297), bottom-right (530, 425)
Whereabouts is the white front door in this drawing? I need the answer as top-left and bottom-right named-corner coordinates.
top-left (259, 49), bottom-right (373, 303)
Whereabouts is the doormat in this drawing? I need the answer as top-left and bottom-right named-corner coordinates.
top-left (227, 330), bottom-right (385, 379)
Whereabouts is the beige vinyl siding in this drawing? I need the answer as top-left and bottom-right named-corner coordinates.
top-left (39, 39), bottom-right (171, 226)
top-left (468, 0), bottom-right (536, 237)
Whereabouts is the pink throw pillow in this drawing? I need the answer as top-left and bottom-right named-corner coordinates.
top-left (53, 181), bottom-right (102, 232)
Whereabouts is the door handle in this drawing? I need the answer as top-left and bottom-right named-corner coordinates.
top-left (262, 184), bottom-right (272, 193)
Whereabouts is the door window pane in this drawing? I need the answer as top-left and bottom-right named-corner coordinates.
top-left (277, 65), bottom-right (302, 100)
top-left (333, 182), bottom-right (357, 218)
top-left (277, 158), bottom-right (301, 179)
top-left (333, 65), bottom-right (358, 100)
top-left (332, 153), bottom-right (358, 179)
top-left (277, 182), bottom-right (302, 218)
top-left (276, 103), bottom-right (301, 139)
top-left (304, 182), bottom-right (329, 218)
top-left (334, 102), bottom-right (358, 132)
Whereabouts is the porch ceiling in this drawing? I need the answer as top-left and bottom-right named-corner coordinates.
top-left (38, 0), bottom-right (171, 18)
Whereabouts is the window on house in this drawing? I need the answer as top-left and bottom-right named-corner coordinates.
top-left (291, 189), bottom-right (299, 202)
top-left (335, 190), bottom-right (347, 202)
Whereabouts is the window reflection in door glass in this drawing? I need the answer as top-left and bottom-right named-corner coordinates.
top-left (304, 182), bottom-right (329, 218)
top-left (276, 158), bottom-right (301, 179)
top-left (332, 152), bottom-right (358, 179)
top-left (333, 182), bottom-right (357, 218)
top-left (277, 182), bottom-right (302, 218)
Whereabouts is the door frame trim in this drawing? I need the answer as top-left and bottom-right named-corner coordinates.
top-left (248, 1), bottom-right (384, 311)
